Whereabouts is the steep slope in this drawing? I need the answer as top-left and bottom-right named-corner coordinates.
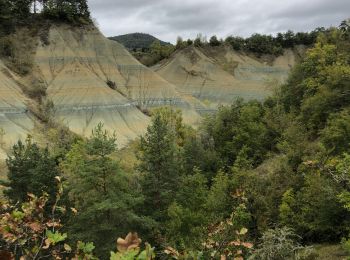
top-left (154, 45), bottom-right (298, 111)
top-left (0, 149), bottom-right (6, 160)
top-left (34, 25), bottom-right (199, 144)
top-left (0, 60), bottom-right (34, 154)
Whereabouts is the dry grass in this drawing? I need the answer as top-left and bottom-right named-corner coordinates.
top-left (115, 140), bottom-right (140, 175)
top-left (312, 244), bottom-right (349, 260)
top-left (0, 160), bottom-right (8, 198)
top-left (0, 160), bottom-right (7, 180)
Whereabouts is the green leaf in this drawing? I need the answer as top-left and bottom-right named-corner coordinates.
top-left (239, 228), bottom-right (248, 235)
top-left (11, 210), bottom-right (25, 220)
top-left (46, 230), bottom-right (67, 245)
top-left (78, 241), bottom-right (95, 254)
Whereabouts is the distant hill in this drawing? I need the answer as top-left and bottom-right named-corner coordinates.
top-left (109, 33), bottom-right (171, 50)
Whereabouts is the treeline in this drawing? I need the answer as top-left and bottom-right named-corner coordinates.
top-left (0, 21), bottom-right (349, 259)
top-left (0, 0), bottom-right (90, 35)
top-left (121, 26), bottom-right (334, 67)
top-left (176, 27), bottom-right (328, 56)
top-left (131, 27), bottom-right (322, 66)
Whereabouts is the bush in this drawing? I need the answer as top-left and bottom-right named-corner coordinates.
top-left (106, 79), bottom-right (117, 90)
top-left (250, 227), bottom-right (314, 260)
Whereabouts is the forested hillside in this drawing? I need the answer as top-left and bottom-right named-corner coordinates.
top-left (109, 33), bottom-right (173, 66)
top-left (109, 33), bottom-right (171, 51)
top-left (0, 18), bottom-right (349, 260)
top-left (116, 28), bottom-right (321, 67)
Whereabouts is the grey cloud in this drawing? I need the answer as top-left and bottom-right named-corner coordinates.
top-left (88, 0), bottom-right (350, 43)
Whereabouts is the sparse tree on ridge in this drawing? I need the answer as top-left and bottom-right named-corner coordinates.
top-left (209, 35), bottom-right (221, 46)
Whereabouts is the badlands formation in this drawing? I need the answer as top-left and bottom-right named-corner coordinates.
top-left (0, 24), bottom-right (301, 156)
top-left (0, 60), bottom-right (34, 157)
top-left (154, 45), bottom-right (299, 111)
top-left (35, 25), bottom-right (201, 141)
top-left (0, 25), bottom-right (199, 156)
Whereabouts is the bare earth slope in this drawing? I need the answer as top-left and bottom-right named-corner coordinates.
top-left (34, 25), bottom-right (199, 144)
top-left (154, 45), bottom-right (298, 112)
top-left (0, 60), bottom-right (34, 154)
top-left (0, 25), bottom-right (300, 153)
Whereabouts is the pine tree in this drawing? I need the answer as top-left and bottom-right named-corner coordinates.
top-left (166, 170), bottom-right (209, 249)
top-left (138, 110), bottom-right (182, 223)
top-left (4, 137), bottom-right (59, 205)
top-left (62, 123), bottom-right (144, 258)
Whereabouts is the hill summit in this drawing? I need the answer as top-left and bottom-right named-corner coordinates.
top-left (109, 33), bottom-right (171, 50)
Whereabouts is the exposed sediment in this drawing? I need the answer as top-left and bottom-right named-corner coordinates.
top-left (0, 60), bottom-right (34, 154)
top-left (33, 25), bottom-right (200, 144)
top-left (154, 46), bottom-right (297, 109)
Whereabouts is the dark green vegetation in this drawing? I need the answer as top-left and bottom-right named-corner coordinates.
top-left (176, 29), bottom-right (321, 57)
top-left (0, 0), bottom-right (90, 37)
top-left (0, 0), bottom-right (91, 78)
top-left (109, 33), bottom-right (173, 66)
top-left (116, 28), bottom-right (323, 67)
top-left (1, 18), bottom-right (350, 260)
top-left (109, 33), bottom-right (170, 51)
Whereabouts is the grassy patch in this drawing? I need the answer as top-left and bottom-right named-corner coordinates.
top-left (0, 160), bottom-right (7, 180)
top-left (312, 244), bottom-right (349, 260)
top-left (115, 140), bottom-right (139, 174)
top-left (0, 160), bottom-right (7, 198)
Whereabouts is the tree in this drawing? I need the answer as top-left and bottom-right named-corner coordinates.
top-left (182, 133), bottom-right (221, 180)
top-left (150, 40), bottom-right (175, 60)
top-left (137, 109), bottom-right (183, 224)
top-left (41, 0), bottom-right (91, 23)
top-left (281, 31), bottom-right (350, 132)
top-left (321, 109), bottom-right (350, 155)
top-left (0, 0), bottom-right (13, 35)
top-left (9, 0), bottom-right (31, 20)
top-left (225, 36), bottom-right (245, 51)
top-left (205, 172), bottom-right (235, 220)
top-left (279, 189), bottom-right (298, 228)
top-left (209, 35), bottom-right (221, 46)
top-left (75, 0), bottom-right (90, 18)
top-left (176, 36), bottom-right (185, 49)
top-left (62, 123), bottom-right (144, 258)
top-left (194, 34), bottom-right (204, 47)
top-left (340, 19), bottom-right (350, 33)
top-left (281, 171), bottom-right (348, 242)
top-left (3, 137), bottom-right (59, 206)
top-left (186, 39), bottom-right (193, 46)
top-left (203, 99), bottom-right (271, 168)
top-left (245, 33), bottom-right (278, 55)
top-left (166, 170), bottom-right (209, 249)
top-left (282, 30), bottom-right (295, 48)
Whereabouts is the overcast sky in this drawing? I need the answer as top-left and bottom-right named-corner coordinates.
top-left (89, 0), bottom-right (350, 43)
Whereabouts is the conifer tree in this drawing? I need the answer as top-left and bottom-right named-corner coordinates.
top-left (62, 123), bottom-right (144, 258)
top-left (4, 137), bottom-right (59, 205)
top-left (138, 109), bottom-right (182, 223)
